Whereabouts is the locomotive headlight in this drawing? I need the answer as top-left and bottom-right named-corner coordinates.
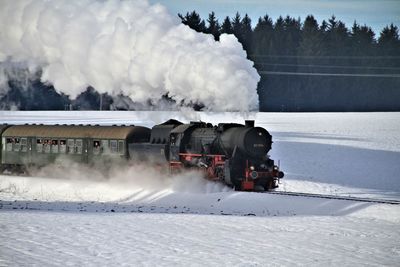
top-left (250, 166), bottom-right (255, 171)
top-left (250, 171), bottom-right (258, 179)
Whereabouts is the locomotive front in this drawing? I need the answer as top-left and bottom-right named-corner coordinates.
top-left (214, 120), bottom-right (284, 191)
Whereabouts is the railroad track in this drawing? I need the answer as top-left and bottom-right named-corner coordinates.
top-left (265, 191), bottom-right (400, 205)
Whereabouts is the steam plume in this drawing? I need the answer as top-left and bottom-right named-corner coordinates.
top-left (0, 0), bottom-right (260, 111)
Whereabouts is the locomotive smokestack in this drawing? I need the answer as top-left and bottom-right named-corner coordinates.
top-left (245, 120), bottom-right (255, 127)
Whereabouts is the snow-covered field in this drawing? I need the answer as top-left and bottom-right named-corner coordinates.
top-left (1, 111), bottom-right (399, 266)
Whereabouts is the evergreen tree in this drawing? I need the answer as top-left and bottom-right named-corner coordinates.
top-left (283, 16), bottom-right (301, 55)
top-left (377, 24), bottom-right (400, 70)
top-left (206, 12), bottom-right (221, 41)
top-left (325, 15), bottom-right (350, 55)
top-left (327, 15), bottom-right (337, 31)
top-left (378, 24), bottom-right (400, 56)
top-left (232, 12), bottom-right (242, 37)
top-left (298, 15), bottom-right (323, 56)
top-left (272, 16), bottom-right (285, 55)
top-left (221, 16), bottom-right (233, 34)
top-left (230, 12), bottom-right (253, 53)
top-left (351, 21), bottom-right (375, 55)
top-left (297, 15), bottom-right (324, 109)
top-left (320, 20), bottom-right (328, 32)
top-left (178, 11), bottom-right (206, 33)
top-left (252, 14), bottom-right (274, 55)
top-left (241, 14), bottom-right (253, 53)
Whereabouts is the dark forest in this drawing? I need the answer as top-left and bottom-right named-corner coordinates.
top-left (180, 11), bottom-right (400, 111)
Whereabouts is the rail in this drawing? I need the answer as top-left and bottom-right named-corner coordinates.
top-left (264, 191), bottom-right (400, 205)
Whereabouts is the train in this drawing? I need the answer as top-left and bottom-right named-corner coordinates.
top-left (0, 119), bottom-right (284, 191)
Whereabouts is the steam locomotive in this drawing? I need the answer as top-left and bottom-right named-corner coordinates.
top-left (0, 120), bottom-right (283, 191)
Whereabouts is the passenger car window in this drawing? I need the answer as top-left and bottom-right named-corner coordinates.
top-left (110, 140), bottom-right (117, 153)
top-left (44, 139), bottom-right (51, 153)
top-left (13, 138), bottom-right (20, 152)
top-left (67, 139), bottom-right (75, 154)
top-left (118, 140), bottom-right (124, 154)
top-left (59, 140), bottom-right (67, 154)
top-left (21, 138), bottom-right (27, 152)
top-left (101, 140), bottom-right (109, 153)
top-left (6, 138), bottom-right (13, 152)
top-left (51, 140), bottom-right (59, 153)
top-left (93, 140), bottom-right (101, 155)
top-left (76, 139), bottom-right (83, 154)
top-left (36, 139), bottom-right (43, 152)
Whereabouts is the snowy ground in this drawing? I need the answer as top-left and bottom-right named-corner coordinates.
top-left (0, 111), bottom-right (399, 266)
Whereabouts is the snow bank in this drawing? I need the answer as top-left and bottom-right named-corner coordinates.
top-left (1, 211), bottom-right (398, 266)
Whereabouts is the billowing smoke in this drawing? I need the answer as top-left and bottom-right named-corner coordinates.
top-left (0, 62), bottom-right (41, 110)
top-left (0, 65), bottom-right (9, 95)
top-left (0, 62), bottom-right (36, 94)
top-left (0, 0), bottom-right (260, 111)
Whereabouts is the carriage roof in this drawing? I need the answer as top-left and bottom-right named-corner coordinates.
top-left (2, 125), bottom-right (150, 140)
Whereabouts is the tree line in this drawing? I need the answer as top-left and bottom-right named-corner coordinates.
top-left (180, 11), bottom-right (400, 111)
top-left (1, 11), bottom-right (399, 111)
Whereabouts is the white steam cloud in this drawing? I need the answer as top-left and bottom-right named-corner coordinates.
top-left (21, 160), bottom-right (232, 201)
top-left (0, 0), bottom-right (260, 111)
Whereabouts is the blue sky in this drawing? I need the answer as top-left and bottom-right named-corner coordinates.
top-left (149, 0), bottom-right (400, 35)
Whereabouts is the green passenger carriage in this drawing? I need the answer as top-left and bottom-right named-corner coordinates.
top-left (0, 124), bottom-right (150, 172)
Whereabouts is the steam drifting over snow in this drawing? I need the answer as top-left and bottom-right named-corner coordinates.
top-left (0, 0), bottom-right (260, 111)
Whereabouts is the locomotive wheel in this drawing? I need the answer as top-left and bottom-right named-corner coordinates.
top-left (254, 185), bottom-right (265, 192)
